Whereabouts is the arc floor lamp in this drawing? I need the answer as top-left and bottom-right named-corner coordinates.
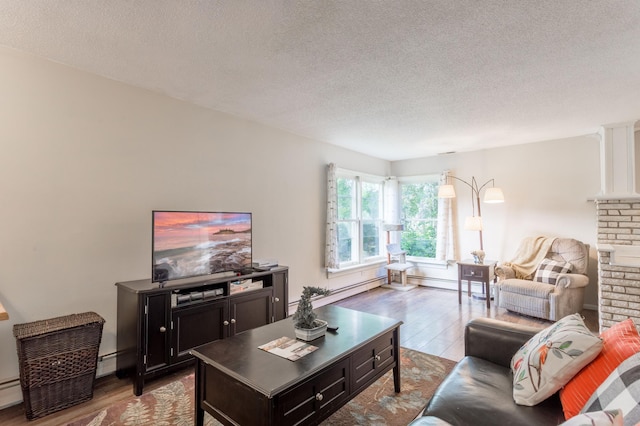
top-left (438, 176), bottom-right (505, 251)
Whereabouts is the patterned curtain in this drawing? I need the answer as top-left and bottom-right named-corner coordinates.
top-left (325, 163), bottom-right (339, 269)
top-left (435, 170), bottom-right (458, 261)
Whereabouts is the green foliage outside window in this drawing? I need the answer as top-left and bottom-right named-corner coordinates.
top-left (337, 178), bottom-right (355, 262)
top-left (337, 178), bottom-right (355, 220)
top-left (400, 181), bottom-right (439, 258)
top-left (337, 222), bottom-right (352, 262)
top-left (362, 222), bottom-right (380, 256)
top-left (361, 182), bottom-right (380, 219)
top-left (335, 174), bottom-right (437, 264)
top-left (361, 181), bottom-right (381, 257)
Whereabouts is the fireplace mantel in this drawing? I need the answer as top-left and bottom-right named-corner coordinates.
top-left (598, 244), bottom-right (640, 267)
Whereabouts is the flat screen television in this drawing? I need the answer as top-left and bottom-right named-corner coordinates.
top-left (152, 211), bottom-right (252, 283)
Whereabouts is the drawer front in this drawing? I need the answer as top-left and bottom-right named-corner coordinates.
top-left (277, 357), bottom-right (350, 426)
top-left (351, 331), bottom-right (395, 392)
top-left (461, 264), bottom-right (488, 280)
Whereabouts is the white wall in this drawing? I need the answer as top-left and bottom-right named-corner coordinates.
top-left (391, 136), bottom-right (601, 307)
top-left (0, 45), bottom-right (604, 405)
top-left (0, 47), bottom-right (389, 389)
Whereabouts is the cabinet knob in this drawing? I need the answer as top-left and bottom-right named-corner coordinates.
top-left (224, 320), bottom-right (229, 326)
top-left (469, 271), bottom-right (475, 276)
top-left (315, 392), bottom-right (323, 401)
top-left (375, 355), bottom-right (381, 361)
top-left (159, 326), bottom-right (166, 333)
top-left (230, 318), bottom-right (236, 324)
top-left (274, 297), bottom-right (280, 302)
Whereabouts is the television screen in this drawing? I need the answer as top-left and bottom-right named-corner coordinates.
top-left (152, 211), bottom-right (252, 283)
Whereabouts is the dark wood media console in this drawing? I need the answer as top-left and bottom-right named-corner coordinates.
top-left (115, 266), bottom-right (288, 395)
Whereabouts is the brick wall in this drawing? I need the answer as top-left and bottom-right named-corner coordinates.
top-left (597, 199), bottom-right (640, 331)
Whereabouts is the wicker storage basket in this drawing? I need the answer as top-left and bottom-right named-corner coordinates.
top-left (13, 311), bottom-right (105, 420)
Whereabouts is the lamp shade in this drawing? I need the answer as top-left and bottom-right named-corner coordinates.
top-left (383, 224), bottom-right (404, 232)
top-left (438, 184), bottom-right (456, 198)
top-left (464, 216), bottom-right (483, 231)
top-left (484, 187), bottom-right (505, 203)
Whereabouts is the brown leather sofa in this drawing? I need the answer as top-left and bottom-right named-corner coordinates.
top-left (409, 318), bottom-right (565, 426)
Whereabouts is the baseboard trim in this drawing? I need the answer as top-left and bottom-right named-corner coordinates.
top-left (381, 283), bottom-right (417, 291)
top-left (288, 277), bottom-right (385, 313)
top-left (0, 385), bottom-right (22, 411)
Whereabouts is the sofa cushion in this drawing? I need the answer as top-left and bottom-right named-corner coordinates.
top-left (422, 356), bottom-right (565, 426)
top-left (560, 319), bottom-right (640, 419)
top-left (511, 313), bottom-right (603, 406)
top-left (499, 279), bottom-right (555, 299)
top-left (582, 352), bottom-right (640, 425)
top-left (534, 258), bottom-right (572, 285)
top-left (499, 289), bottom-right (551, 319)
top-left (559, 409), bottom-right (623, 426)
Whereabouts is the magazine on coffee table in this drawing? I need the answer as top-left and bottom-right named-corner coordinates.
top-left (258, 336), bottom-right (318, 361)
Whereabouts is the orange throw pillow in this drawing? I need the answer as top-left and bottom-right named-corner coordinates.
top-left (560, 318), bottom-right (640, 419)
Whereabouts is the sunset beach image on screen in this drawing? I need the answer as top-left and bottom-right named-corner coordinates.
top-left (152, 211), bottom-right (252, 282)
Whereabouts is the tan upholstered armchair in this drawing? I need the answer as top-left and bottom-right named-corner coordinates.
top-left (494, 237), bottom-right (589, 321)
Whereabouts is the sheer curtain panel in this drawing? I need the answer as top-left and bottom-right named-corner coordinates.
top-left (325, 163), bottom-right (339, 269)
top-left (436, 170), bottom-right (458, 261)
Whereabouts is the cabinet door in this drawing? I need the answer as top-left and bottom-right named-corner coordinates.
top-left (273, 270), bottom-right (288, 321)
top-left (229, 287), bottom-right (274, 336)
top-left (351, 331), bottom-right (395, 392)
top-left (171, 299), bottom-right (228, 362)
top-left (144, 293), bottom-right (170, 372)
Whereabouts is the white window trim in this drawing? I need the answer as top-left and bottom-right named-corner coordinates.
top-left (397, 174), bottom-right (440, 184)
top-left (330, 169), bottom-right (443, 268)
top-left (326, 258), bottom-right (388, 277)
top-left (336, 168), bottom-right (386, 268)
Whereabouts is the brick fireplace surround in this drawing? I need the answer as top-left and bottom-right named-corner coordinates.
top-left (597, 198), bottom-right (640, 331)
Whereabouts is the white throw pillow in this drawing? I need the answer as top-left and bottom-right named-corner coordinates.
top-left (511, 313), bottom-right (603, 406)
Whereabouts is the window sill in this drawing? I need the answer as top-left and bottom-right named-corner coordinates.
top-left (406, 258), bottom-right (450, 269)
top-left (326, 260), bottom-right (387, 278)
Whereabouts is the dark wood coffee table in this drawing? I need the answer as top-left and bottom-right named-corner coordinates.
top-left (191, 305), bottom-right (403, 426)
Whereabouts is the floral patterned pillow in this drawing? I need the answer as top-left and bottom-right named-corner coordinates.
top-left (511, 313), bottom-right (603, 406)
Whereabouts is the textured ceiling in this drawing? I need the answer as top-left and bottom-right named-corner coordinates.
top-left (1, 1), bottom-right (639, 161)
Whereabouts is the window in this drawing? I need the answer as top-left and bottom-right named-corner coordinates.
top-left (399, 177), bottom-right (439, 259)
top-left (336, 172), bottom-right (384, 266)
top-left (329, 169), bottom-right (440, 269)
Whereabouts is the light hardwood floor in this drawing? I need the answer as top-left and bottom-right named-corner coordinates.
top-left (332, 286), bottom-right (597, 361)
top-left (0, 286), bottom-right (598, 425)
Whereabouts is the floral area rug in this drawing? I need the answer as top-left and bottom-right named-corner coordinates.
top-left (68, 348), bottom-right (456, 426)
